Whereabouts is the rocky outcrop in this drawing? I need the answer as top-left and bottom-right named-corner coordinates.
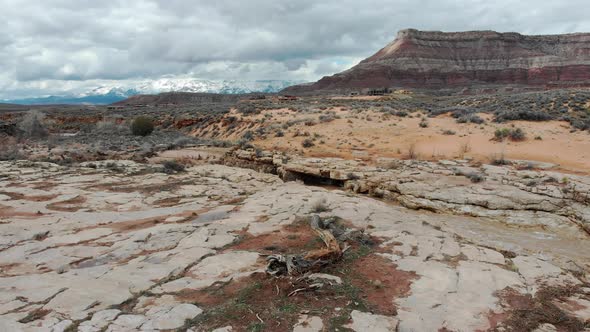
top-left (224, 149), bottom-right (590, 236)
top-left (1, 159), bottom-right (589, 331)
top-left (284, 29), bottom-right (590, 94)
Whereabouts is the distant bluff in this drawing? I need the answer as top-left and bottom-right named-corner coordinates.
top-left (283, 29), bottom-right (590, 94)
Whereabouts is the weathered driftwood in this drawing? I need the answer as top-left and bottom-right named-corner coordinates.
top-left (266, 215), bottom-right (342, 276)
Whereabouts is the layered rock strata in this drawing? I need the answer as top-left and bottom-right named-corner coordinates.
top-left (283, 29), bottom-right (590, 94)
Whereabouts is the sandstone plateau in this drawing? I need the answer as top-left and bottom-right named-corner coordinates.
top-left (283, 29), bottom-right (590, 94)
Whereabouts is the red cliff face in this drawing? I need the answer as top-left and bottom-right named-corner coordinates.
top-left (284, 29), bottom-right (590, 94)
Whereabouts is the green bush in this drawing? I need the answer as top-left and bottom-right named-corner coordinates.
top-left (494, 128), bottom-right (510, 140)
top-left (509, 127), bottom-right (526, 141)
top-left (494, 127), bottom-right (526, 141)
top-left (131, 116), bottom-right (154, 136)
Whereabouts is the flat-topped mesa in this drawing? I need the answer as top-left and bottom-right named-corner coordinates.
top-left (283, 29), bottom-right (590, 94)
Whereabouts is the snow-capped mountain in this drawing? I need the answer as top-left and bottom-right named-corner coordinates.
top-left (2, 79), bottom-right (303, 105)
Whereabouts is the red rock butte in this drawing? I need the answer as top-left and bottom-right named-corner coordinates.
top-left (283, 29), bottom-right (590, 94)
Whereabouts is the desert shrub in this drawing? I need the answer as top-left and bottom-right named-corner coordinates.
top-left (319, 114), bottom-right (336, 123)
top-left (456, 116), bottom-right (468, 124)
top-left (162, 160), bottom-right (185, 174)
top-left (419, 119), bottom-right (429, 128)
top-left (131, 116), bottom-right (154, 136)
top-left (241, 130), bottom-right (254, 141)
top-left (569, 118), bottom-right (590, 130)
top-left (301, 138), bottom-right (314, 148)
top-left (311, 198), bottom-right (329, 213)
top-left (467, 114), bottom-right (485, 124)
top-left (105, 162), bottom-right (124, 173)
top-left (457, 113), bottom-right (484, 124)
top-left (394, 111), bottom-right (408, 117)
top-left (490, 154), bottom-right (509, 165)
top-left (0, 137), bottom-right (21, 160)
top-left (466, 172), bottom-right (485, 183)
top-left (494, 128), bottom-right (510, 140)
top-left (236, 102), bottom-right (258, 115)
top-left (346, 172), bottom-right (360, 180)
top-left (494, 127), bottom-right (526, 141)
top-left (18, 110), bottom-right (48, 139)
top-left (95, 120), bottom-right (115, 132)
top-left (442, 130), bottom-right (456, 135)
top-left (275, 130), bottom-right (284, 137)
top-left (406, 143), bottom-right (418, 159)
top-left (171, 137), bottom-right (193, 148)
top-left (509, 128), bottom-right (526, 141)
top-left (95, 120), bottom-right (126, 134)
top-left (495, 110), bottom-right (553, 122)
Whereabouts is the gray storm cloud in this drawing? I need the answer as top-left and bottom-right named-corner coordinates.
top-left (0, 0), bottom-right (589, 98)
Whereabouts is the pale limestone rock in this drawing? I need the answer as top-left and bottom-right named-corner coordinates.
top-left (141, 303), bottom-right (202, 330)
top-left (345, 310), bottom-right (398, 332)
top-left (188, 251), bottom-right (260, 279)
top-left (78, 309), bottom-right (121, 332)
top-left (556, 296), bottom-right (590, 321)
top-left (395, 259), bottom-right (523, 331)
top-left (292, 315), bottom-right (324, 332)
top-left (533, 323), bottom-right (558, 332)
top-left (211, 327), bottom-right (233, 332)
top-left (107, 314), bottom-right (146, 332)
top-left (460, 244), bottom-right (506, 264)
top-left (0, 160), bottom-right (589, 331)
top-left (307, 273), bottom-right (343, 284)
top-left (512, 256), bottom-right (563, 285)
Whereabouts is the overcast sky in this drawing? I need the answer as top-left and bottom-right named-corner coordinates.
top-left (1, 0), bottom-right (589, 98)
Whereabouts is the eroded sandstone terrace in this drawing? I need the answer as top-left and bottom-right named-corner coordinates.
top-left (1, 152), bottom-right (589, 331)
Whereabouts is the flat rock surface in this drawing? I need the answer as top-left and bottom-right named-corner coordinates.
top-left (0, 160), bottom-right (589, 331)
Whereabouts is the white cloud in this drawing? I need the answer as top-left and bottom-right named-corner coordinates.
top-left (0, 0), bottom-right (589, 98)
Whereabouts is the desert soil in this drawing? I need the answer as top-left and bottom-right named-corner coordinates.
top-left (240, 108), bottom-right (590, 174)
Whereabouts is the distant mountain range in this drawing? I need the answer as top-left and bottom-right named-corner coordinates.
top-left (2, 79), bottom-right (303, 105)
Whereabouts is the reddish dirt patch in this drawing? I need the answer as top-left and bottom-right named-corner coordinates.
top-left (153, 197), bottom-right (182, 207)
top-left (46, 195), bottom-right (87, 212)
top-left (177, 272), bottom-right (355, 332)
top-left (5, 182), bottom-right (27, 188)
top-left (348, 254), bottom-right (417, 315)
top-left (0, 263), bottom-right (22, 277)
top-left (229, 219), bottom-right (319, 255)
top-left (0, 191), bottom-right (59, 202)
top-left (30, 181), bottom-right (59, 191)
top-left (106, 209), bottom-right (206, 232)
top-left (108, 217), bottom-right (163, 232)
top-left (0, 204), bottom-right (44, 219)
top-left (493, 285), bottom-right (589, 331)
top-left (222, 197), bottom-right (247, 205)
top-left (84, 182), bottom-right (136, 193)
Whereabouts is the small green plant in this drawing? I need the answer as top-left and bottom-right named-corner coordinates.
top-left (131, 116), bottom-right (154, 136)
top-left (494, 127), bottom-right (526, 141)
top-left (494, 128), bottom-right (511, 141)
